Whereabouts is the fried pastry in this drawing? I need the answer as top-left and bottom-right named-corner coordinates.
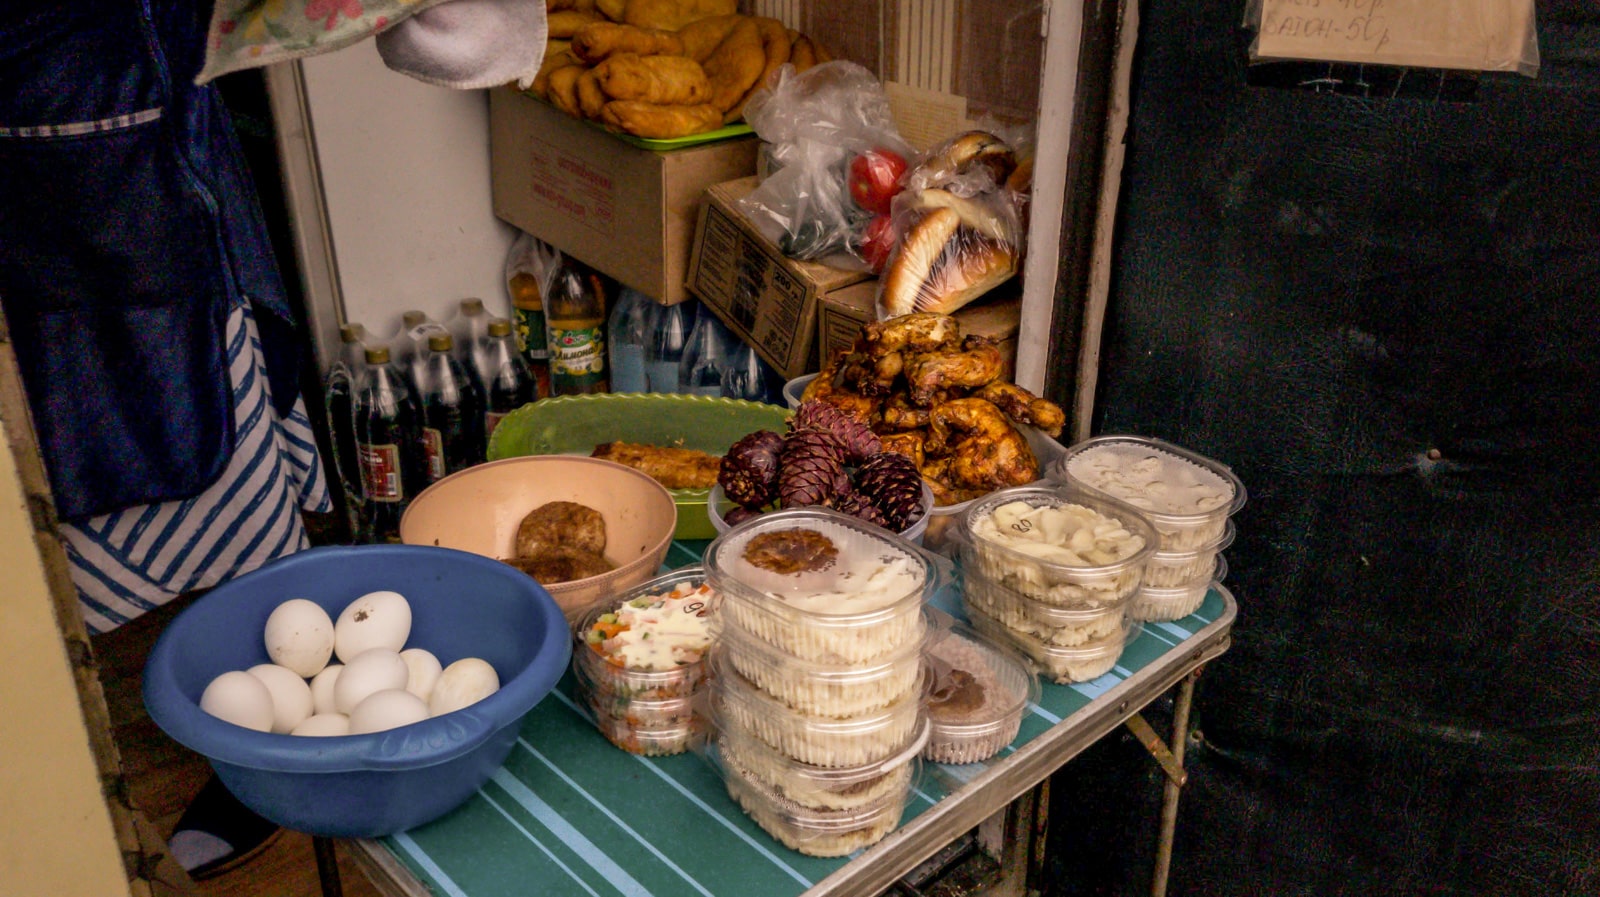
top-left (571, 21), bottom-right (685, 63)
top-left (676, 13), bottom-right (742, 61)
top-left (599, 100), bottom-right (723, 139)
top-left (622, 0), bottom-right (736, 32)
top-left (595, 53), bottom-right (711, 105)
top-left (546, 64), bottom-right (587, 116)
top-left (531, 44), bottom-right (577, 97)
top-left (724, 17), bottom-right (792, 122)
top-left (549, 8), bottom-right (605, 38)
top-left (577, 68), bottom-right (608, 118)
top-left (701, 18), bottom-right (766, 114)
top-left (516, 500), bottom-right (608, 558)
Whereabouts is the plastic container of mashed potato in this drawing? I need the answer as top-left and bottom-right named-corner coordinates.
top-left (1128, 557), bottom-right (1227, 623)
top-left (956, 486), bottom-right (1157, 607)
top-left (704, 507), bottom-right (944, 664)
top-left (964, 603), bottom-right (1142, 685)
top-left (960, 570), bottom-right (1131, 647)
top-left (1142, 519), bottom-right (1235, 588)
top-left (713, 611), bottom-right (931, 718)
top-left (570, 567), bottom-right (715, 702)
top-left (1051, 435), bottom-right (1246, 551)
top-left (706, 652), bottom-right (926, 768)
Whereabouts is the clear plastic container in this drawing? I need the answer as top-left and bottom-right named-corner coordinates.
top-left (586, 703), bottom-right (702, 756)
top-left (707, 654), bottom-right (925, 767)
top-left (922, 624), bottom-right (1038, 764)
top-left (1144, 519), bottom-right (1235, 587)
top-left (572, 661), bottom-right (698, 728)
top-left (704, 508), bottom-right (941, 663)
top-left (1052, 435), bottom-right (1246, 551)
top-left (960, 571), bottom-right (1130, 647)
top-left (965, 603), bottom-right (1142, 685)
top-left (708, 717), bottom-right (929, 811)
top-left (1128, 557), bottom-right (1226, 623)
top-left (713, 613), bottom-right (930, 718)
top-left (957, 486), bottom-right (1157, 607)
top-left (707, 480), bottom-right (935, 546)
top-left (708, 738), bottom-right (915, 857)
top-left (570, 568), bottom-right (715, 702)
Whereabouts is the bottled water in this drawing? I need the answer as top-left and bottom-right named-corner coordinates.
top-left (607, 288), bottom-right (652, 393)
top-left (679, 309), bottom-right (737, 397)
top-left (721, 340), bottom-right (781, 404)
top-left (644, 300), bottom-right (695, 393)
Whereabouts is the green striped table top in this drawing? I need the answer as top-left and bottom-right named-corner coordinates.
top-left (363, 541), bottom-right (1236, 897)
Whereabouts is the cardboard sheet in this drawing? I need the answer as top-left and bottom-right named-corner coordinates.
top-left (1250, 0), bottom-right (1539, 76)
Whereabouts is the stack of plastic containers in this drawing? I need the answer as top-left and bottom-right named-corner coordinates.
top-left (1051, 436), bottom-right (1246, 622)
top-left (920, 620), bottom-right (1038, 764)
top-left (954, 486), bottom-right (1158, 684)
top-left (571, 568), bottom-right (716, 756)
top-left (701, 508), bottom-right (937, 856)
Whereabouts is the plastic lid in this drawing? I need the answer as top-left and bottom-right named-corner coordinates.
top-left (923, 623), bottom-right (1039, 732)
top-left (340, 323), bottom-right (365, 343)
top-left (959, 486), bottom-right (1157, 576)
top-left (1056, 435), bottom-right (1247, 522)
top-left (428, 332), bottom-right (453, 352)
top-left (487, 318), bottom-right (512, 337)
top-left (403, 310), bottom-right (428, 328)
top-left (364, 346), bottom-right (391, 364)
top-left (460, 297), bottom-right (485, 314)
top-left (570, 568), bottom-right (714, 681)
top-left (705, 508), bottom-right (932, 617)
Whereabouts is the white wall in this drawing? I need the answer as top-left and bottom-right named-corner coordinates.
top-left (279, 42), bottom-right (518, 367)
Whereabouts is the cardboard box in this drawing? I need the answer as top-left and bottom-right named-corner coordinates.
top-left (816, 284), bottom-right (1023, 378)
top-left (489, 88), bottom-right (758, 305)
top-left (686, 177), bottom-right (874, 380)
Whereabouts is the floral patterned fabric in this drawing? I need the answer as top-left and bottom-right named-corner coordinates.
top-left (198, 0), bottom-right (455, 83)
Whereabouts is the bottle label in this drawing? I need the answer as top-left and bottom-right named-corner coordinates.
top-left (358, 443), bottom-right (405, 502)
top-left (484, 410), bottom-right (509, 442)
top-left (549, 326), bottom-right (604, 375)
top-left (514, 308), bottom-right (549, 361)
top-left (421, 427), bottom-right (445, 481)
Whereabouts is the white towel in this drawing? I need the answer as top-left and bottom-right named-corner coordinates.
top-left (376, 0), bottom-right (549, 90)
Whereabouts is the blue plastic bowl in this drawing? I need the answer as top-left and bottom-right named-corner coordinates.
top-left (142, 544), bottom-right (571, 838)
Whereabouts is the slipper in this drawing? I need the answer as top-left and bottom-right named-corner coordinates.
top-left (167, 776), bottom-right (282, 881)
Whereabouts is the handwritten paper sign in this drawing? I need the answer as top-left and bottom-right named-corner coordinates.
top-left (1253, 0), bottom-right (1539, 75)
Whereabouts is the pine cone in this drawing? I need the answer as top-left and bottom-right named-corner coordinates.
top-left (724, 506), bottom-right (763, 527)
top-left (831, 488), bottom-right (891, 529)
top-left (720, 430), bottom-right (785, 509)
top-left (778, 427), bottom-right (848, 508)
top-left (853, 451), bottom-right (926, 532)
top-left (792, 399), bottom-right (882, 464)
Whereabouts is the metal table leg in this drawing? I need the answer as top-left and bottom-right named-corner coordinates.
top-left (1147, 668), bottom-right (1200, 897)
top-left (313, 836), bottom-right (344, 897)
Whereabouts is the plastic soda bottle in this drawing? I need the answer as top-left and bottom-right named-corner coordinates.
top-left (509, 269), bottom-right (553, 399)
top-left (645, 301), bottom-right (694, 393)
top-left (355, 345), bottom-right (428, 542)
top-left (482, 318), bottom-right (535, 449)
top-left (679, 309), bottom-right (736, 397)
top-left (607, 288), bottom-right (652, 394)
top-left (418, 332), bottom-right (485, 480)
top-left (721, 339), bottom-right (781, 404)
top-left (325, 323), bottom-right (369, 539)
top-left (544, 260), bottom-right (609, 395)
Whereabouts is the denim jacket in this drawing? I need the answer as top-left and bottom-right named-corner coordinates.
top-left (0, 0), bottom-right (299, 520)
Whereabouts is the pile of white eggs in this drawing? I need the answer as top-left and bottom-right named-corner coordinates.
top-left (198, 591), bottom-right (501, 737)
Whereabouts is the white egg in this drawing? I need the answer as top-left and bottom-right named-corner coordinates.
top-left (349, 689), bottom-right (430, 735)
top-left (334, 648), bottom-right (410, 714)
top-left (309, 664), bottom-right (343, 715)
top-left (291, 713), bottom-right (352, 737)
top-left (262, 598), bottom-right (335, 678)
top-left (428, 657), bottom-right (500, 717)
top-left (247, 663), bottom-right (315, 734)
top-left (333, 590), bottom-right (412, 663)
top-left (400, 648), bottom-right (443, 703)
top-left (199, 670), bottom-right (275, 732)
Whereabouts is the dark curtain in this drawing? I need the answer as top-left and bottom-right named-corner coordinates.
top-left (1047, 2), bottom-right (1600, 895)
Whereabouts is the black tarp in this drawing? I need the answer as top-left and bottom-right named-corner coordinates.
top-left (1045, 2), bottom-right (1600, 895)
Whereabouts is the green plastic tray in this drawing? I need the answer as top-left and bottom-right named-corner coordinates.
top-left (519, 89), bottom-right (754, 150)
top-left (486, 393), bottom-right (791, 540)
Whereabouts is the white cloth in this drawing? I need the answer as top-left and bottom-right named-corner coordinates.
top-left (64, 301), bottom-right (331, 635)
top-left (377, 0), bottom-right (549, 90)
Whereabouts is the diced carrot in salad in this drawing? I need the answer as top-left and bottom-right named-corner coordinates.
top-left (583, 581), bottom-right (715, 672)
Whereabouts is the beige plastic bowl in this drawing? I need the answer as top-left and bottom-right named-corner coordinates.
top-left (399, 456), bottom-right (678, 618)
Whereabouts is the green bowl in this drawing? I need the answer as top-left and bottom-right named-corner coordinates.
top-left (486, 393), bottom-right (792, 540)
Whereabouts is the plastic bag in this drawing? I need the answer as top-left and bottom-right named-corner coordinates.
top-left (874, 128), bottom-right (1031, 320)
top-left (736, 61), bottom-right (916, 268)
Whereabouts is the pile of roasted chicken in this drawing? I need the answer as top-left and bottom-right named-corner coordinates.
top-left (800, 312), bottom-right (1067, 505)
